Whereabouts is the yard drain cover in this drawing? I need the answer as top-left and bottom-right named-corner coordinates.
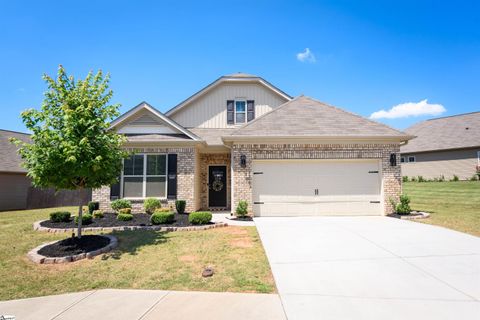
top-left (202, 267), bottom-right (214, 277)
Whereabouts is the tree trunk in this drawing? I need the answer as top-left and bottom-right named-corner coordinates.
top-left (77, 203), bottom-right (83, 238)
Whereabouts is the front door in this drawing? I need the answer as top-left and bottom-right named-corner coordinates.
top-left (208, 165), bottom-right (227, 207)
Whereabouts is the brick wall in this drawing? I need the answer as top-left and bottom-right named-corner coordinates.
top-left (198, 153), bottom-right (231, 210)
top-left (231, 143), bottom-right (401, 215)
top-left (92, 147), bottom-right (196, 213)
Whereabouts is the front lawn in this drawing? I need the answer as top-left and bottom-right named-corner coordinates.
top-left (0, 207), bottom-right (275, 301)
top-left (404, 181), bottom-right (480, 237)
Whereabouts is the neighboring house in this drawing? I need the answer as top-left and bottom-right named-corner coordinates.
top-left (93, 73), bottom-right (412, 216)
top-left (0, 129), bottom-right (91, 211)
top-left (401, 112), bottom-right (480, 180)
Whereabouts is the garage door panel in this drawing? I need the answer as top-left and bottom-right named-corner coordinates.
top-left (252, 160), bottom-right (382, 216)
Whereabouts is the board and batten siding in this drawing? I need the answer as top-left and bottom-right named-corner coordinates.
top-left (170, 83), bottom-right (289, 128)
top-left (401, 148), bottom-right (480, 180)
top-left (116, 109), bottom-right (179, 134)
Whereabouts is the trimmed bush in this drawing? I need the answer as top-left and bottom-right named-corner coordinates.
top-left (144, 198), bottom-right (162, 214)
top-left (50, 211), bottom-right (71, 223)
top-left (188, 211), bottom-right (212, 225)
top-left (111, 199), bottom-right (132, 212)
top-left (117, 213), bottom-right (133, 221)
top-left (451, 174), bottom-right (459, 182)
top-left (118, 208), bottom-right (132, 215)
top-left (154, 207), bottom-right (172, 213)
top-left (417, 176), bottom-right (425, 182)
top-left (92, 210), bottom-right (104, 219)
top-left (151, 211), bottom-right (175, 225)
top-left (390, 195), bottom-right (411, 215)
top-left (175, 200), bottom-right (186, 214)
top-left (236, 200), bottom-right (248, 217)
top-left (87, 201), bottom-right (99, 214)
top-left (74, 213), bottom-right (93, 225)
top-left (402, 176), bottom-right (409, 183)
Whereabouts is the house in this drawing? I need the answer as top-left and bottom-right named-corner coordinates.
top-left (93, 73), bottom-right (412, 216)
top-left (0, 129), bottom-right (91, 211)
top-left (400, 112), bottom-right (480, 180)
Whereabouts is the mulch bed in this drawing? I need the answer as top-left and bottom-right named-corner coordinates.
top-left (40, 212), bottom-right (209, 229)
top-left (37, 235), bottom-right (111, 257)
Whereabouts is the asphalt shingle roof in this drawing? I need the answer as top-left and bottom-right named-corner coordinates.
top-left (190, 128), bottom-right (236, 146)
top-left (0, 129), bottom-right (30, 173)
top-left (230, 96), bottom-right (410, 139)
top-left (401, 112), bottom-right (480, 153)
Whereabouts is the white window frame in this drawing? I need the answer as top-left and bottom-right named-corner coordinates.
top-left (477, 151), bottom-right (480, 165)
top-left (120, 153), bottom-right (168, 199)
top-left (408, 156), bottom-right (416, 163)
top-left (234, 99), bottom-right (247, 124)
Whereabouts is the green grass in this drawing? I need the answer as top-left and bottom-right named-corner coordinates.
top-left (404, 181), bottom-right (480, 236)
top-left (0, 207), bottom-right (275, 300)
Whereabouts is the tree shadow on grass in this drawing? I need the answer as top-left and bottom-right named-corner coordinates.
top-left (101, 230), bottom-right (168, 260)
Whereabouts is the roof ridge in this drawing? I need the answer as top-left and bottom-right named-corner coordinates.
top-left (230, 95), bottom-right (304, 135)
top-left (302, 96), bottom-right (409, 136)
top-left (0, 129), bottom-right (30, 136)
top-left (425, 111), bottom-right (480, 121)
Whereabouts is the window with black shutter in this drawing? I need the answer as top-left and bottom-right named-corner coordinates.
top-left (227, 100), bottom-right (234, 124)
top-left (247, 100), bottom-right (255, 122)
top-left (110, 175), bottom-right (121, 200)
top-left (167, 154), bottom-right (177, 199)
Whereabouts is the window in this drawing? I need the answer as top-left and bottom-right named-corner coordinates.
top-left (400, 157), bottom-right (405, 163)
top-left (408, 156), bottom-right (416, 163)
top-left (235, 100), bottom-right (246, 124)
top-left (122, 154), bottom-right (167, 198)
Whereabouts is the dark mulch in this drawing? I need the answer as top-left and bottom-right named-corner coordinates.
top-left (230, 216), bottom-right (253, 221)
top-left (38, 235), bottom-right (110, 257)
top-left (40, 212), bottom-right (208, 229)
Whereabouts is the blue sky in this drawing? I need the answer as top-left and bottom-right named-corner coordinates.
top-left (1, 0), bottom-right (479, 132)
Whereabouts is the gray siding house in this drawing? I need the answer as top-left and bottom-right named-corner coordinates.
top-left (401, 112), bottom-right (480, 180)
top-left (0, 129), bottom-right (91, 211)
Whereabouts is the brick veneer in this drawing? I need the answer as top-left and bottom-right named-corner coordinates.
top-left (198, 153), bottom-right (231, 210)
top-left (92, 147), bottom-right (196, 213)
top-left (231, 143), bottom-right (402, 215)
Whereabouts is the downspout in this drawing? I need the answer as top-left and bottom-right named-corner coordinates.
top-left (224, 142), bottom-right (234, 215)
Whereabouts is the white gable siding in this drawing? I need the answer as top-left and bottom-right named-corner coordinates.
top-left (170, 83), bottom-right (288, 128)
top-left (116, 110), bottom-right (179, 134)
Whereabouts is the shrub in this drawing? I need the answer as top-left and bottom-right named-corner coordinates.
top-left (144, 198), bottom-right (162, 214)
top-left (92, 210), bottom-right (104, 219)
top-left (470, 175), bottom-right (479, 181)
top-left (111, 199), bottom-right (132, 212)
top-left (151, 211), bottom-right (175, 224)
top-left (439, 175), bottom-right (445, 182)
top-left (87, 201), bottom-right (99, 214)
top-left (390, 195), bottom-right (411, 215)
top-left (410, 176), bottom-right (417, 182)
top-left (451, 174), bottom-right (459, 182)
top-left (50, 211), bottom-right (71, 223)
top-left (155, 207), bottom-right (172, 213)
top-left (74, 213), bottom-right (93, 225)
top-left (117, 213), bottom-right (133, 221)
top-left (236, 200), bottom-right (248, 217)
top-left (175, 200), bottom-right (186, 214)
top-left (417, 176), bottom-right (425, 182)
top-left (402, 176), bottom-right (409, 183)
top-left (188, 211), bottom-right (212, 225)
top-left (118, 208), bottom-right (132, 215)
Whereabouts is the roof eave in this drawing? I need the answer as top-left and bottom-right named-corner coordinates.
top-left (222, 135), bottom-right (414, 143)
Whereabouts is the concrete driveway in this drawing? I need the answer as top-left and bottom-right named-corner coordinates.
top-left (255, 216), bottom-right (480, 320)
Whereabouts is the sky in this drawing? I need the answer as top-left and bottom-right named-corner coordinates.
top-left (1, 0), bottom-right (479, 133)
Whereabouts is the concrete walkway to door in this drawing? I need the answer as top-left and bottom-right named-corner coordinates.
top-left (255, 216), bottom-right (480, 320)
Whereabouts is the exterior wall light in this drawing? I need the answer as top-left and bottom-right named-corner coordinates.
top-left (390, 153), bottom-right (397, 166)
top-left (240, 154), bottom-right (246, 168)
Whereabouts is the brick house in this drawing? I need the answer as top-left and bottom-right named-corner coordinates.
top-left (92, 73), bottom-right (412, 216)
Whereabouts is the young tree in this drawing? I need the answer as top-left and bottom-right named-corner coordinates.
top-left (12, 66), bottom-right (127, 238)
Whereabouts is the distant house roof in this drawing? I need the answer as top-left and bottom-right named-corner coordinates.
top-left (224, 96), bottom-right (412, 141)
top-left (165, 73), bottom-right (292, 116)
top-left (401, 111), bottom-right (480, 153)
top-left (0, 129), bottom-right (30, 173)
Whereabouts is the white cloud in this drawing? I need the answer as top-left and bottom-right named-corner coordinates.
top-left (296, 48), bottom-right (316, 63)
top-left (370, 99), bottom-right (446, 119)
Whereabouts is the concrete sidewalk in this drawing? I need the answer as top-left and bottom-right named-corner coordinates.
top-left (0, 289), bottom-right (286, 320)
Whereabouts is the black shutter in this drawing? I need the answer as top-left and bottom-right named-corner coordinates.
top-left (167, 154), bottom-right (177, 199)
top-left (247, 100), bottom-right (255, 122)
top-left (227, 100), bottom-right (234, 124)
top-left (110, 175), bottom-right (121, 200)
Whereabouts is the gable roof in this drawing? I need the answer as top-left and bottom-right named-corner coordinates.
top-left (165, 73), bottom-right (292, 116)
top-left (0, 129), bottom-right (30, 173)
top-left (401, 111), bottom-right (480, 153)
top-left (224, 96), bottom-right (412, 141)
top-left (110, 102), bottom-right (201, 141)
